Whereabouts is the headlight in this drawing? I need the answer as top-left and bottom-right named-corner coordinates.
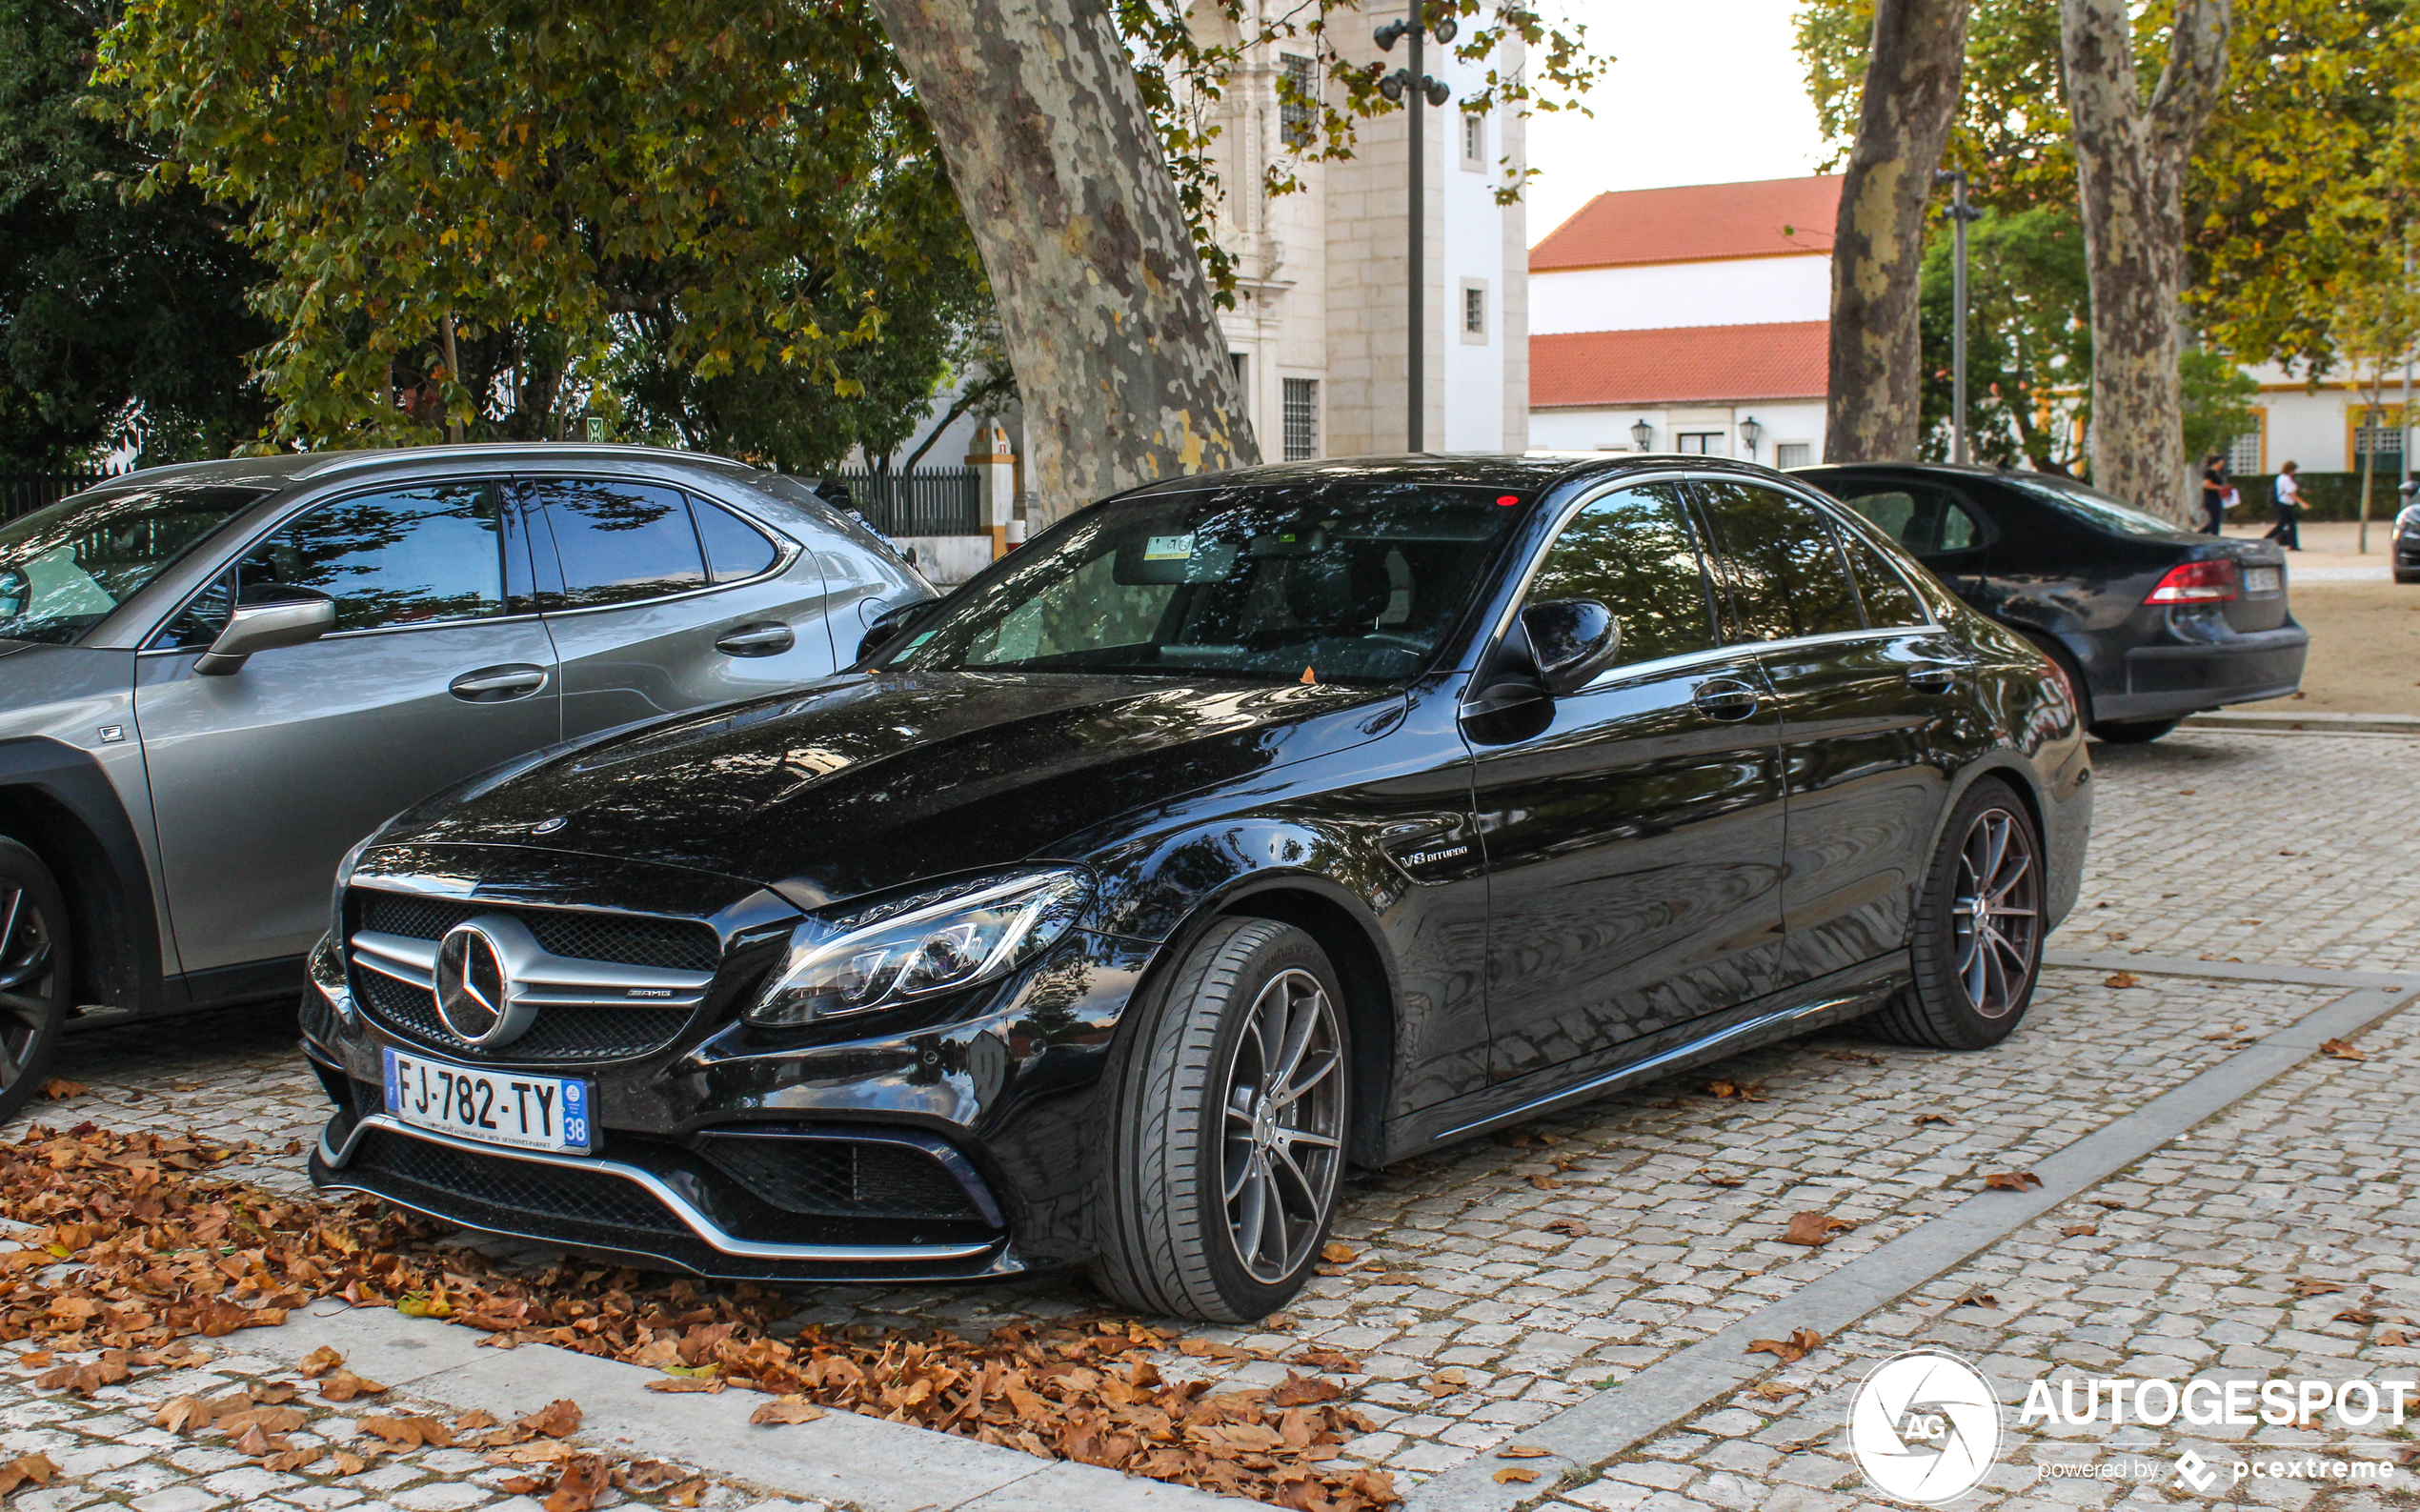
top-left (748, 868), bottom-right (1093, 1027)
top-left (330, 835), bottom-right (374, 962)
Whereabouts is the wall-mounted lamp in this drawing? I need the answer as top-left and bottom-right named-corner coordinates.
top-left (1739, 414), bottom-right (1762, 458)
top-left (1630, 417), bottom-right (1653, 451)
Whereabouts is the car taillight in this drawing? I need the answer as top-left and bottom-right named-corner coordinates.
top-left (2144, 559), bottom-right (2239, 604)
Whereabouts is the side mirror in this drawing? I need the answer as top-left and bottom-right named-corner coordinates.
top-left (1523, 598), bottom-right (1622, 695)
top-left (194, 589), bottom-right (335, 675)
top-left (853, 595), bottom-right (943, 666)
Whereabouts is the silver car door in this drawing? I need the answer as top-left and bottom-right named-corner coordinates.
top-left (517, 475), bottom-right (837, 738)
top-left (132, 480), bottom-right (559, 973)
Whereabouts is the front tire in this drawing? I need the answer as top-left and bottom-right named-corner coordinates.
top-left (1870, 781), bottom-right (2045, 1051)
top-left (0, 839), bottom-right (71, 1128)
top-left (1093, 918), bottom-right (1349, 1322)
top-left (2090, 717), bottom-right (2180, 743)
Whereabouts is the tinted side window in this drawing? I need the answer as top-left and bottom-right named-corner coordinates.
top-left (1526, 483), bottom-right (1718, 667)
top-left (532, 479), bottom-right (706, 609)
top-left (1833, 482), bottom-right (1986, 556)
top-left (1840, 534), bottom-right (1929, 627)
top-left (174, 483), bottom-right (508, 638)
top-left (694, 500), bottom-right (780, 583)
top-left (1693, 481), bottom-right (1865, 641)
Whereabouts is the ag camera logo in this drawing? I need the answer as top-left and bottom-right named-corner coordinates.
top-left (1847, 1349), bottom-right (2004, 1503)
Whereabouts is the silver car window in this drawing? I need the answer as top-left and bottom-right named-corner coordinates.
top-left (0, 483), bottom-right (265, 646)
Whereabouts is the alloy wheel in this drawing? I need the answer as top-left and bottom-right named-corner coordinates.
top-left (1220, 968), bottom-right (1344, 1283)
top-left (0, 885), bottom-right (57, 1091)
top-left (1949, 806), bottom-right (2040, 1019)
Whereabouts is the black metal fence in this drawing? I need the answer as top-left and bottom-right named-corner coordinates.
top-left (823, 468), bottom-right (982, 537)
top-left (1, 471), bottom-right (129, 522)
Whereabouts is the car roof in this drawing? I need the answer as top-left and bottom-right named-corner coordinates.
top-left (1114, 451), bottom-right (1801, 501)
top-left (1790, 460), bottom-right (2030, 484)
top-left (87, 443), bottom-right (757, 494)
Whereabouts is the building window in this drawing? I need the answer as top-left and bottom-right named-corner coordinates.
top-left (1280, 55), bottom-right (1317, 149)
top-left (1460, 281), bottom-right (1487, 344)
top-left (1775, 442), bottom-right (1811, 469)
top-left (1675, 432), bottom-right (1727, 455)
top-left (1282, 377), bottom-right (1320, 461)
top-left (2350, 409), bottom-right (2403, 469)
top-left (2226, 422), bottom-right (2262, 475)
top-left (1461, 111), bottom-right (1485, 171)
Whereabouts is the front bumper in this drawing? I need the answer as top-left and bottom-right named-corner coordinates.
top-left (301, 918), bottom-right (1157, 1283)
top-left (2091, 621), bottom-right (2309, 724)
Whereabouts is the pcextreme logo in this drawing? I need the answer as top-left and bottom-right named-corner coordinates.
top-left (1846, 1349), bottom-right (2004, 1503)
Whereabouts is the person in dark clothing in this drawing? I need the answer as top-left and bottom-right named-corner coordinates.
top-left (2200, 455), bottom-right (2228, 534)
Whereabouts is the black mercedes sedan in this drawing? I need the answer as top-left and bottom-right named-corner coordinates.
top-left (1794, 463), bottom-right (2307, 743)
top-left (299, 454), bottom-right (2090, 1321)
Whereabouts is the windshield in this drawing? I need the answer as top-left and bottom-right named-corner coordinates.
top-left (881, 482), bottom-right (1526, 684)
top-left (0, 483), bottom-right (268, 646)
top-left (2000, 475), bottom-right (2197, 539)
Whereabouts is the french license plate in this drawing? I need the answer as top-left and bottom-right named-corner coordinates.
top-left (382, 1048), bottom-right (594, 1155)
top-left (2245, 566), bottom-right (2281, 594)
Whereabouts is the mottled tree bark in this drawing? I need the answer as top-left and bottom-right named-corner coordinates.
top-left (1823, 0), bottom-right (1971, 464)
top-left (2061, 0), bottom-right (2229, 522)
top-left (869, 0), bottom-right (1256, 524)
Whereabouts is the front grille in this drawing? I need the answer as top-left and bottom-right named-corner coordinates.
top-left (696, 1135), bottom-right (981, 1221)
top-left (346, 1127), bottom-right (687, 1236)
top-left (348, 887), bottom-right (718, 1064)
top-left (356, 970), bottom-right (692, 1062)
top-left (355, 891), bottom-right (718, 973)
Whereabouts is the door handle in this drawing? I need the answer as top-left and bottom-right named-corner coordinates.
top-left (716, 622), bottom-right (796, 657)
top-left (1692, 678), bottom-right (1761, 721)
top-left (1906, 663), bottom-right (1963, 693)
top-left (449, 664), bottom-right (549, 701)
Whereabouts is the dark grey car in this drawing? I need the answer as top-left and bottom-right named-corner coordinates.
top-left (0, 444), bottom-right (932, 1119)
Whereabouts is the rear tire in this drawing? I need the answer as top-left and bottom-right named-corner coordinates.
top-left (0, 839), bottom-right (71, 1128)
top-left (1093, 918), bottom-right (1349, 1322)
top-left (1870, 780), bottom-right (2044, 1051)
top-left (2089, 717), bottom-right (2180, 744)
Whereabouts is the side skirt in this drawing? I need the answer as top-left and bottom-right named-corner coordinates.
top-left (1380, 953), bottom-right (1910, 1159)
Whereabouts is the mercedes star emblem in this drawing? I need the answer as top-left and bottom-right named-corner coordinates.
top-left (434, 922), bottom-right (521, 1046)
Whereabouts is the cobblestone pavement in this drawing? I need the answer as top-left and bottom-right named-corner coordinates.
top-left (6, 733), bottom-right (2416, 1508)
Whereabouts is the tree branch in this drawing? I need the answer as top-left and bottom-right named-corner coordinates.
top-left (2146, 0), bottom-right (2231, 172)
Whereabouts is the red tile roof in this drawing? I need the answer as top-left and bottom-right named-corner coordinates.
top-left (1531, 176), bottom-right (1842, 271)
top-left (1531, 321), bottom-right (1830, 408)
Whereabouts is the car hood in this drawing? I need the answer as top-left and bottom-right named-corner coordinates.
top-left (374, 671), bottom-right (1403, 908)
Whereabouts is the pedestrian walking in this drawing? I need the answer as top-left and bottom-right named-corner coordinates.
top-left (2266, 461), bottom-right (2305, 550)
top-left (2200, 454), bottom-right (2229, 534)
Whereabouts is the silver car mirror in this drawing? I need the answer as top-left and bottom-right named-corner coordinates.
top-left (194, 594), bottom-right (335, 675)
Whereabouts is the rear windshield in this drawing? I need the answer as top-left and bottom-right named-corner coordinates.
top-left (881, 483), bottom-right (1525, 685)
top-left (0, 483), bottom-right (267, 645)
top-left (1999, 475), bottom-right (2199, 539)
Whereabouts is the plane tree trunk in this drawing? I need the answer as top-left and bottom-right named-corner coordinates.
top-left (1823, 0), bottom-right (1972, 464)
top-left (2061, 0), bottom-right (2230, 522)
top-left (868, 0), bottom-right (1256, 524)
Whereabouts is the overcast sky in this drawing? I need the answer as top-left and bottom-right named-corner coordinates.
top-left (1521, 0), bottom-right (1833, 243)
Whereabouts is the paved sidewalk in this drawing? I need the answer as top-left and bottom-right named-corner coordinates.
top-left (7, 733), bottom-right (2414, 1509)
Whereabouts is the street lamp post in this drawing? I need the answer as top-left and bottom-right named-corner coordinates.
top-left (1934, 169), bottom-right (1983, 465)
top-left (1739, 414), bottom-right (1762, 461)
top-left (1377, 6), bottom-right (1455, 454)
top-left (1631, 417), bottom-right (1653, 452)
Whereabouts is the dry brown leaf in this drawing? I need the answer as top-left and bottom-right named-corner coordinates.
top-left (1983, 1171), bottom-right (2043, 1192)
top-left (1319, 1241), bottom-right (1356, 1263)
top-left (37, 1079), bottom-right (85, 1101)
top-left (2379, 1329), bottom-right (2410, 1347)
top-left (749, 1395), bottom-right (827, 1425)
top-left (318, 1369), bottom-right (387, 1401)
top-left (0, 1451), bottom-right (59, 1494)
top-left (331, 1450), bottom-right (368, 1476)
top-left (1745, 1328), bottom-right (1823, 1364)
top-left (1526, 1174), bottom-right (1559, 1190)
top-left (1297, 1347), bottom-right (1362, 1374)
top-left (2336, 1309), bottom-right (2380, 1324)
top-left (545, 1453), bottom-right (614, 1512)
top-left (455, 1409), bottom-right (500, 1431)
top-left (251, 1381), bottom-right (299, 1404)
top-left (1952, 1287), bottom-right (1998, 1309)
top-left (1493, 1467), bottom-right (1540, 1484)
top-left (2291, 1278), bottom-right (2347, 1298)
top-left (1263, 1312), bottom-right (1299, 1332)
top-left (2060, 1224), bottom-right (2099, 1239)
top-left (521, 1399), bottom-right (583, 1438)
top-left (1704, 1079), bottom-right (1766, 1101)
top-left (1912, 1112), bottom-right (1953, 1126)
top-left (264, 1447), bottom-right (322, 1474)
top-left (2104, 972), bottom-right (2142, 988)
top-left (498, 1475), bottom-right (546, 1495)
top-left (647, 1377), bottom-right (727, 1394)
top-left (1543, 1218), bottom-right (1590, 1238)
top-left (1780, 1211), bottom-right (1855, 1247)
top-left (1749, 1381), bottom-right (1803, 1401)
top-left (295, 1344), bottom-right (343, 1378)
top-left (1496, 1445), bottom-right (1552, 1459)
top-left (2321, 1038), bottom-right (2366, 1060)
top-left (1700, 1170), bottom-right (1744, 1188)
top-left (231, 1423), bottom-right (273, 1458)
top-left (668, 1479), bottom-right (709, 1507)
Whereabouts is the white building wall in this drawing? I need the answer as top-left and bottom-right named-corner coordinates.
top-left (1530, 399), bottom-right (1825, 464)
top-left (1530, 255), bottom-right (1831, 335)
top-left (1441, 42), bottom-right (1515, 452)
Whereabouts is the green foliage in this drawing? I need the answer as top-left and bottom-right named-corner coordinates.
top-left (0, 0), bottom-right (274, 468)
top-left (2179, 345), bottom-right (2259, 470)
top-left (95, 0), bottom-right (980, 454)
top-left (1918, 206), bottom-right (2092, 471)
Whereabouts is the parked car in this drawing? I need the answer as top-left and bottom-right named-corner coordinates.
top-left (0, 444), bottom-right (932, 1120)
top-left (2396, 497), bottom-right (2420, 584)
top-left (301, 454), bottom-right (2089, 1320)
top-left (1792, 462), bottom-right (2307, 743)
